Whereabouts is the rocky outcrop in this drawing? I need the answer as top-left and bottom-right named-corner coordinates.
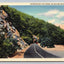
top-left (0, 6), bottom-right (28, 50)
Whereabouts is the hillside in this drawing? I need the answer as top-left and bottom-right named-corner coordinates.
top-left (0, 6), bottom-right (28, 58)
top-left (2, 5), bottom-right (64, 46)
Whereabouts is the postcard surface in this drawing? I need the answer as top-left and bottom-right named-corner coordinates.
top-left (0, 3), bottom-right (64, 61)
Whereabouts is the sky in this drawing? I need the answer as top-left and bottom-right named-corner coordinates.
top-left (10, 5), bottom-right (64, 29)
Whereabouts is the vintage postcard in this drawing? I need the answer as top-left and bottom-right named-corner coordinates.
top-left (0, 2), bottom-right (64, 61)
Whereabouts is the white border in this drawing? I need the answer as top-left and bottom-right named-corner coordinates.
top-left (0, 2), bottom-right (64, 61)
top-left (0, 2), bottom-right (64, 5)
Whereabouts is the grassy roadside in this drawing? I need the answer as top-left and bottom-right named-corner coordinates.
top-left (9, 45), bottom-right (29, 58)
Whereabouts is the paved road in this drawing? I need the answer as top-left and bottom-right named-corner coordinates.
top-left (24, 44), bottom-right (60, 58)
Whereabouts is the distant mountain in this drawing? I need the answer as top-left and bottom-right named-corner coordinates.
top-left (55, 24), bottom-right (64, 30)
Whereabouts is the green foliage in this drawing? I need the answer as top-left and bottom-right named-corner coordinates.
top-left (22, 36), bottom-right (33, 45)
top-left (2, 5), bottom-right (64, 45)
top-left (0, 37), bottom-right (19, 57)
top-left (0, 37), bottom-right (17, 58)
top-left (40, 37), bottom-right (55, 48)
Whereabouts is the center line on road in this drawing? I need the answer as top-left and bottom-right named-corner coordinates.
top-left (34, 44), bottom-right (43, 58)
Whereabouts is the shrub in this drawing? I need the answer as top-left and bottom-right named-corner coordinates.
top-left (2, 38), bottom-right (17, 57)
top-left (22, 36), bottom-right (33, 45)
top-left (40, 37), bottom-right (55, 48)
top-left (0, 37), bottom-right (19, 58)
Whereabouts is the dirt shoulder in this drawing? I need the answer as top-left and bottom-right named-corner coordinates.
top-left (38, 43), bottom-right (64, 51)
top-left (9, 46), bottom-right (29, 58)
top-left (42, 45), bottom-right (64, 51)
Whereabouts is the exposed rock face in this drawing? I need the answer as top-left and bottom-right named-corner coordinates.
top-left (0, 6), bottom-right (28, 50)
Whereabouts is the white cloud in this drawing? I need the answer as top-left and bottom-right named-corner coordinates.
top-left (37, 10), bottom-right (59, 17)
top-left (43, 10), bottom-right (59, 16)
top-left (48, 19), bottom-right (55, 23)
top-left (54, 23), bottom-right (60, 27)
top-left (56, 12), bottom-right (64, 18)
top-left (37, 9), bottom-right (64, 18)
top-left (61, 21), bottom-right (64, 24)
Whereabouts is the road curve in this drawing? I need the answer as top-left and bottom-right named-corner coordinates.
top-left (24, 44), bottom-right (60, 58)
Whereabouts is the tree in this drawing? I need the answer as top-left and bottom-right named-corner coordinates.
top-left (40, 37), bottom-right (55, 48)
top-left (2, 5), bottom-right (64, 45)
